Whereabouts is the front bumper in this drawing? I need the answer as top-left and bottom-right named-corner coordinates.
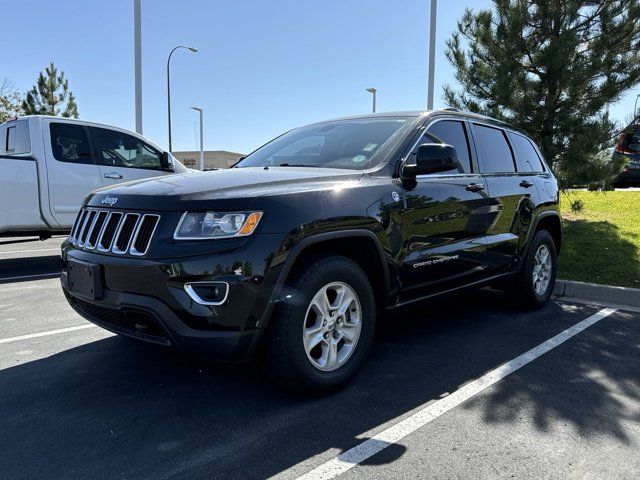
top-left (61, 278), bottom-right (261, 360)
top-left (60, 233), bottom-right (285, 361)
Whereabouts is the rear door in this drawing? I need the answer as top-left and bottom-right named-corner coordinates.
top-left (398, 118), bottom-right (491, 300)
top-left (44, 120), bottom-right (102, 228)
top-left (469, 123), bottom-right (540, 272)
top-left (89, 127), bottom-right (165, 186)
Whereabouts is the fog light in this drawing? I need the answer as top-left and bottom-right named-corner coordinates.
top-left (184, 282), bottom-right (229, 305)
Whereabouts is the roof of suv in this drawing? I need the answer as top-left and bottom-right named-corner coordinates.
top-left (313, 109), bottom-right (518, 132)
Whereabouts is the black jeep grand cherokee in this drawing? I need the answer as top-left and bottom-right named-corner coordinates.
top-left (61, 110), bottom-right (561, 392)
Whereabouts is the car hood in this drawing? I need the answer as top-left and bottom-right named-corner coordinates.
top-left (86, 167), bottom-right (364, 211)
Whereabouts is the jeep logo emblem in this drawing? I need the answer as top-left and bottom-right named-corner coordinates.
top-left (101, 196), bottom-right (118, 206)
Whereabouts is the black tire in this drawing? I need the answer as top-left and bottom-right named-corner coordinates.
top-left (262, 255), bottom-right (375, 394)
top-left (508, 229), bottom-right (557, 309)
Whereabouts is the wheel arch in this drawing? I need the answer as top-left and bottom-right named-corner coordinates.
top-left (528, 211), bottom-right (562, 254)
top-left (264, 230), bottom-right (391, 325)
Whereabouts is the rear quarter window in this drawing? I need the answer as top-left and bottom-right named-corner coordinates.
top-left (507, 132), bottom-right (545, 172)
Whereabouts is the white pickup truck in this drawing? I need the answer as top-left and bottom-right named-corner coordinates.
top-left (0, 116), bottom-right (189, 238)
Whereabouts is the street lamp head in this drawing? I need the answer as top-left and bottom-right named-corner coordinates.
top-left (366, 88), bottom-right (377, 94)
top-left (188, 46), bottom-right (198, 53)
top-left (191, 107), bottom-right (203, 112)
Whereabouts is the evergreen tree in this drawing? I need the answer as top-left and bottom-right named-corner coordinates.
top-left (444, 0), bottom-right (640, 185)
top-left (0, 78), bottom-right (23, 123)
top-left (22, 62), bottom-right (79, 118)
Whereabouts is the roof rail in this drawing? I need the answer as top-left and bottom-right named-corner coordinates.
top-left (442, 107), bottom-right (459, 112)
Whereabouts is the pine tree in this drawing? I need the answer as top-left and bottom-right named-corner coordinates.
top-left (444, 0), bottom-right (640, 186)
top-left (22, 62), bottom-right (79, 118)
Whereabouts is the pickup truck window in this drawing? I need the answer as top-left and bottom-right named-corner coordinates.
top-left (472, 124), bottom-right (516, 174)
top-left (425, 120), bottom-right (472, 174)
top-left (50, 123), bottom-right (93, 164)
top-left (6, 126), bottom-right (15, 152)
top-left (90, 127), bottom-right (162, 170)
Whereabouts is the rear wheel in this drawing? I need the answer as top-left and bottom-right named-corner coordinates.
top-left (508, 229), bottom-right (557, 309)
top-left (263, 255), bottom-right (375, 393)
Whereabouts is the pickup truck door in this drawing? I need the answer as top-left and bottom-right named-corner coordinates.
top-left (398, 119), bottom-right (491, 301)
top-left (43, 120), bottom-right (102, 228)
top-left (88, 126), bottom-right (166, 186)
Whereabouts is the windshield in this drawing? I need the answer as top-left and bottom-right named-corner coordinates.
top-left (235, 117), bottom-right (412, 170)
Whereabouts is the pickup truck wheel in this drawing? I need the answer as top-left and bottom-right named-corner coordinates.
top-left (263, 255), bottom-right (375, 393)
top-left (510, 229), bottom-right (557, 309)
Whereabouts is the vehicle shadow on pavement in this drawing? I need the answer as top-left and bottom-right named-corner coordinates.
top-left (461, 306), bottom-right (640, 443)
top-left (0, 292), bottom-right (626, 479)
top-left (0, 255), bottom-right (62, 282)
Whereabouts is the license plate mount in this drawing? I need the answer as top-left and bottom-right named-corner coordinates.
top-left (67, 259), bottom-right (102, 300)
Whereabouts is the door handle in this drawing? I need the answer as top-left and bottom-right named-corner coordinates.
top-left (519, 180), bottom-right (534, 188)
top-left (466, 183), bottom-right (485, 192)
top-left (104, 172), bottom-right (123, 179)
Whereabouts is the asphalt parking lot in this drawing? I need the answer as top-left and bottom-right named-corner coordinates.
top-left (1, 238), bottom-right (639, 479)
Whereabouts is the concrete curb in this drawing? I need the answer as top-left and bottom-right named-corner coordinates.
top-left (554, 279), bottom-right (640, 310)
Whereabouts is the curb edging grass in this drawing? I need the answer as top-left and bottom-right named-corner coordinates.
top-left (554, 279), bottom-right (640, 310)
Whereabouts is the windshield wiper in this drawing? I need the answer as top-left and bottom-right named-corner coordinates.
top-left (277, 163), bottom-right (318, 167)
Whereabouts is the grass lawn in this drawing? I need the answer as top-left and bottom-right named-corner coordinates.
top-left (559, 190), bottom-right (640, 288)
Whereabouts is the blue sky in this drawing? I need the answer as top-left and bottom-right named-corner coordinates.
top-left (1, 0), bottom-right (637, 154)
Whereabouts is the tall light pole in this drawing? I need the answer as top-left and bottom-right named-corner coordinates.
top-left (167, 45), bottom-right (198, 152)
top-left (427, 0), bottom-right (437, 110)
top-left (634, 93), bottom-right (640, 120)
top-left (134, 0), bottom-right (142, 134)
top-left (366, 87), bottom-right (377, 113)
top-left (191, 107), bottom-right (204, 171)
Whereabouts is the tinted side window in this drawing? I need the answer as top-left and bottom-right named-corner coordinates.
top-left (6, 126), bottom-right (15, 152)
top-left (91, 127), bottom-right (162, 170)
top-left (508, 132), bottom-right (544, 172)
top-left (50, 123), bottom-right (92, 164)
top-left (425, 120), bottom-right (472, 173)
top-left (472, 124), bottom-right (515, 173)
top-left (622, 128), bottom-right (640, 153)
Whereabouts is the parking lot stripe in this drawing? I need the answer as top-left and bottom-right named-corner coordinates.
top-left (0, 248), bottom-right (61, 256)
top-left (0, 324), bottom-right (96, 344)
top-left (295, 307), bottom-right (617, 480)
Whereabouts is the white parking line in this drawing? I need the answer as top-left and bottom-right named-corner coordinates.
top-left (0, 324), bottom-right (97, 344)
top-left (0, 248), bottom-right (61, 255)
top-left (295, 307), bottom-right (617, 480)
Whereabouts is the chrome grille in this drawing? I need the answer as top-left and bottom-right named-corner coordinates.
top-left (69, 208), bottom-right (160, 257)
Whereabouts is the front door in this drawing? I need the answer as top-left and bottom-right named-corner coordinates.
top-left (398, 119), bottom-right (491, 300)
top-left (88, 126), bottom-right (165, 187)
top-left (44, 120), bottom-right (102, 228)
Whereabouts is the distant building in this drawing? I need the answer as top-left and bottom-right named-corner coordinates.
top-left (172, 150), bottom-right (244, 170)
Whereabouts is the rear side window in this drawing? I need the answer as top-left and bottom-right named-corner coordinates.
top-left (472, 124), bottom-right (515, 173)
top-left (508, 132), bottom-right (545, 172)
top-left (6, 126), bottom-right (15, 152)
top-left (50, 123), bottom-right (93, 164)
top-left (425, 120), bottom-right (472, 173)
top-left (622, 128), bottom-right (640, 153)
top-left (90, 127), bottom-right (162, 170)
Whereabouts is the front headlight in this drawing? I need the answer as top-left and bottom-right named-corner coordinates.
top-left (174, 211), bottom-right (263, 240)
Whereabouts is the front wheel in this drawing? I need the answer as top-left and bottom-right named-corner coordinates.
top-left (508, 229), bottom-right (558, 309)
top-left (262, 255), bottom-right (375, 393)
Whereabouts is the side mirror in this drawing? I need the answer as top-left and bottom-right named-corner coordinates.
top-left (402, 143), bottom-right (460, 177)
top-left (161, 151), bottom-right (174, 171)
